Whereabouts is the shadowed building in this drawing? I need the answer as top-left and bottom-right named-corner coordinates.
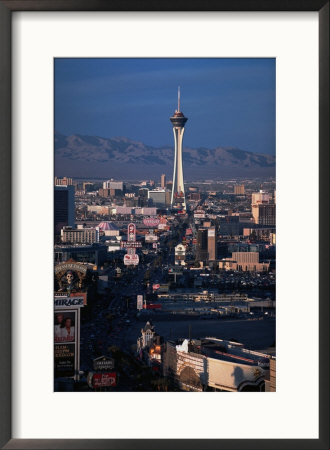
top-left (208, 227), bottom-right (217, 261)
top-left (160, 174), bottom-right (166, 189)
top-left (54, 185), bottom-right (75, 235)
top-left (163, 337), bottom-right (272, 392)
top-left (196, 228), bottom-right (208, 263)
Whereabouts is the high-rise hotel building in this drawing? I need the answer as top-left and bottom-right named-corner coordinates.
top-left (54, 185), bottom-right (75, 235)
top-left (251, 190), bottom-right (275, 225)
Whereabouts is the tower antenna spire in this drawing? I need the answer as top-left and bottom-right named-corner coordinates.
top-left (178, 86), bottom-right (180, 112)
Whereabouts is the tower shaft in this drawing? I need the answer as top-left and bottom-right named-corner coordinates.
top-left (170, 88), bottom-right (188, 211)
top-left (171, 127), bottom-right (186, 210)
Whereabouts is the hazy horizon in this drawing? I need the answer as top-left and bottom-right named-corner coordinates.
top-left (55, 58), bottom-right (276, 156)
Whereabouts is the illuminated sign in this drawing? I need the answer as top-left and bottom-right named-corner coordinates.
top-left (137, 295), bottom-right (143, 310)
top-left (124, 254), bottom-right (139, 265)
top-left (54, 296), bottom-right (85, 308)
top-left (143, 218), bottom-right (160, 227)
top-left (93, 356), bottom-right (115, 371)
top-left (54, 262), bottom-right (87, 275)
top-left (128, 223), bottom-right (136, 241)
top-left (120, 241), bottom-right (142, 248)
top-left (93, 372), bottom-right (117, 387)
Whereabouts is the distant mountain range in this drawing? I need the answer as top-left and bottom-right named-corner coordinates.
top-left (55, 132), bottom-right (275, 180)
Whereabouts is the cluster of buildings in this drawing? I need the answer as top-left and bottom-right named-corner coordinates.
top-left (53, 89), bottom-right (276, 392)
top-left (137, 321), bottom-right (275, 392)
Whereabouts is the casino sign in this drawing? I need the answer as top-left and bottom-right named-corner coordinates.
top-left (54, 260), bottom-right (91, 293)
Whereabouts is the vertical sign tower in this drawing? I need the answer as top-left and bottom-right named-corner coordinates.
top-left (170, 87), bottom-right (188, 211)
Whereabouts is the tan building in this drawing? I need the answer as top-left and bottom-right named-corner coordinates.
top-left (103, 180), bottom-right (124, 190)
top-left (160, 174), bottom-right (166, 189)
top-left (251, 190), bottom-right (271, 205)
top-left (233, 252), bottom-right (259, 264)
top-left (87, 205), bottom-right (113, 216)
top-left (243, 227), bottom-right (275, 241)
top-left (252, 204), bottom-right (276, 226)
top-left (99, 188), bottom-right (111, 198)
top-left (234, 184), bottom-right (245, 195)
top-left (207, 227), bottom-right (217, 261)
top-left (165, 190), bottom-right (171, 206)
top-left (164, 338), bottom-right (271, 392)
top-left (61, 226), bottom-right (99, 244)
top-left (251, 190), bottom-right (273, 224)
top-left (219, 252), bottom-right (270, 272)
top-left (265, 358), bottom-right (276, 392)
top-left (188, 192), bottom-right (201, 201)
top-left (54, 176), bottom-right (73, 186)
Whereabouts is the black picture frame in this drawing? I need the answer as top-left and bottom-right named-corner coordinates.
top-left (0, 1), bottom-right (329, 449)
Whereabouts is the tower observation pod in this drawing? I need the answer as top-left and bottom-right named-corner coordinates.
top-left (170, 87), bottom-right (188, 211)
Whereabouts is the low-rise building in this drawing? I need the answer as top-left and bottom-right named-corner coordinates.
top-left (61, 226), bottom-right (100, 244)
top-left (137, 321), bottom-right (165, 367)
top-left (54, 243), bottom-right (107, 267)
top-left (219, 251), bottom-right (270, 272)
top-left (163, 337), bottom-right (273, 392)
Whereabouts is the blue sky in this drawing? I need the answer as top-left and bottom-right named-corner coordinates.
top-left (55, 58), bottom-right (275, 155)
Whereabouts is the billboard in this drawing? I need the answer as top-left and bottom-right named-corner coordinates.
top-left (194, 210), bottom-right (205, 218)
top-left (128, 223), bottom-right (136, 241)
top-left (120, 241), bottom-right (142, 248)
top-left (54, 263), bottom-right (89, 293)
top-left (54, 262), bottom-right (87, 276)
top-left (137, 295), bottom-right (143, 310)
top-left (158, 284), bottom-right (169, 293)
top-left (124, 254), bottom-right (139, 265)
top-left (54, 343), bottom-right (75, 378)
top-left (54, 293), bottom-right (87, 309)
top-left (143, 218), bottom-right (160, 227)
top-left (54, 311), bottom-right (76, 343)
top-left (145, 234), bottom-right (158, 242)
top-left (144, 304), bottom-right (161, 310)
top-left (93, 372), bottom-right (117, 387)
top-left (54, 307), bottom-right (81, 380)
top-left (93, 356), bottom-right (115, 371)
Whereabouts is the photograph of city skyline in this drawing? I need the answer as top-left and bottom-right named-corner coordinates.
top-left (54, 58), bottom-right (276, 392)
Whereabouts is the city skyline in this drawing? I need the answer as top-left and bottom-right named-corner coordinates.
top-left (55, 58), bottom-right (275, 155)
top-left (54, 57), bottom-right (276, 394)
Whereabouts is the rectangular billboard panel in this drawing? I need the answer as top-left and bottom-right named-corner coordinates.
top-left (54, 310), bottom-right (78, 379)
top-left (93, 356), bottom-right (115, 371)
top-left (54, 293), bottom-right (87, 309)
top-left (145, 234), bottom-right (158, 242)
top-left (124, 254), bottom-right (139, 265)
top-left (143, 218), bottom-right (160, 227)
top-left (54, 343), bottom-right (75, 378)
top-left (54, 310), bottom-right (76, 343)
top-left (128, 223), bottom-right (136, 241)
top-left (137, 295), bottom-right (143, 310)
top-left (93, 372), bottom-right (117, 387)
top-left (120, 241), bottom-right (142, 248)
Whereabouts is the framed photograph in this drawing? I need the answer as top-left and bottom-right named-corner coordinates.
top-left (0, 1), bottom-right (329, 449)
